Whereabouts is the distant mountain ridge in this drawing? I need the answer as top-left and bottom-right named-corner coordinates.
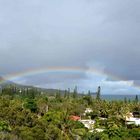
top-left (0, 76), bottom-right (97, 96)
top-left (0, 76), bottom-right (66, 95)
top-left (0, 76), bottom-right (33, 88)
top-left (0, 76), bottom-right (14, 86)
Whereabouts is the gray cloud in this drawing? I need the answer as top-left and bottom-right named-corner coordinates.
top-left (0, 0), bottom-right (140, 93)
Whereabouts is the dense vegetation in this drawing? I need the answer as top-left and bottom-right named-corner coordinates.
top-left (0, 85), bottom-right (140, 140)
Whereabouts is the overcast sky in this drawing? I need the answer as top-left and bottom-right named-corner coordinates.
top-left (0, 0), bottom-right (140, 94)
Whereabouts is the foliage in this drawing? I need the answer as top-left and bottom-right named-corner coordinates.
top-left (23, 99), bottom-right (38, 112)
top-left (0, 86), bottom-right (139, 139)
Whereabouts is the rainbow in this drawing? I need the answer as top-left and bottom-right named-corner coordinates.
top-left (0, 66), bottom-right (139, 90)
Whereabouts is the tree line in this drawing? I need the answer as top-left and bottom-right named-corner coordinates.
top-left (0, 85), bottom-right (139, 140)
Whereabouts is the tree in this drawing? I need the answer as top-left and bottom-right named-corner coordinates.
top-left (82, 91), bottom-right (93, 106)
top-left (105, 119), bottom-right (121, 139)
top-left (37, 97), bottom-right (48, 116)
top-left (19, 126), bottom-right (45, 140)
top-left (96, 86), bottom-right (101, 100)
top-left (64, 90), bottom-right (67, 98)
top-left (135, 95), bottom-right (139, 103)
top-left (72, 86), bottom-right (78, 98)
top-left (55, 90), bottom-right (62, 102)
top-left (124, 97), bottom-right (127, 104)
top-left (67, 88), bottom-right (70, 99)
top-left (24, 99), bottom-right (38, 113)
top-left (0, 121), bottom-right (11, 132)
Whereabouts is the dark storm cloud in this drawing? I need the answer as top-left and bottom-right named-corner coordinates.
top-left (0, 0), bottom-right (140, 91)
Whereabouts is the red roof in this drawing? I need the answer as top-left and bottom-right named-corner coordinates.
top-left (70, 115), bottom-right (81, 121)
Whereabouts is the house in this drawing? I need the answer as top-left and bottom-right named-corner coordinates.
top-left (126, 117), bottom-right (140, 126)
top-left (126, 112), bottom-right (140, 126)
top-left (89, 128), bottom-right (104, 133)
top-left (70, 115), bottom-right (81, 121)
top-left (133, 111), bottom-right (140, 118)
top-left (85, 108), bottom-right (93, 113)
top-left (83, 108), bottom-right (93, 116)
top-left (79, 119), bottom-right (95, 129)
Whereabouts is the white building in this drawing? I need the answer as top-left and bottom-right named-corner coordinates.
top-left (89, 128), bottom-right (104, 133)
top-left (126, 113), bottom-right (140, 126)
top-left (85, 108), bottom-right (93, 113)
top-left (83, 108), bottom-right (93, 116)
top-left (79, 119), bottom-right (95, 129)
top-left (126, 117), bottom-right (140, 126)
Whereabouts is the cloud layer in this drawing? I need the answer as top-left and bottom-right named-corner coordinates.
top-left (0, 0), bottom-right (140, 94)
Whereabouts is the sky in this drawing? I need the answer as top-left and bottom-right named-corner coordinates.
top-left (0, 0), bottom-right (140, 94)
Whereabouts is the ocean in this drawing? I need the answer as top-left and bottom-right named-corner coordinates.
top-left (101, 94), bottom-right (140, 101)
